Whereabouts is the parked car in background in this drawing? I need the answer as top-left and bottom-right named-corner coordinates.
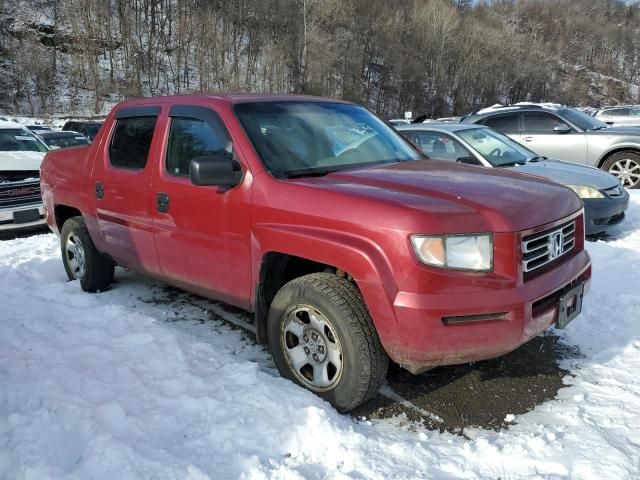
top-left (435, 116), bottom-right (462, 123)
top-left (0, 120), bottom-right (48, 232)
top-left (592, 105), bottom-right (640, 127)
top-left (38, 131), bottom-right (90, 149)
top-left (387, 118), bottom-right (411, 126)
top-left (62, 121), bottom-right (103, 141)
top-left (397, 123), bottom-right (629, 235)
top-left (462, 103), bottom-right (640, 188)
top-left (26, 125), bottom-right (52, 135)
top-left (41, 94), bottom-right (591, 411)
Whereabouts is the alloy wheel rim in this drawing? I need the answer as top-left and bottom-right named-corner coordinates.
top-left (281, 305), bottom-right (343, 392)
top-left (609, 158), bottom-right (640, 187)
top-left (65, 233), bottom-right (86, 279)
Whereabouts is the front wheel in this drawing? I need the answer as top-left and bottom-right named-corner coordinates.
top-left (60, 216), bottom-right (114, 292)
top-left (602, 151), bottom-right (640, 188)
top-left (267, 273), bottom-right (388, 411)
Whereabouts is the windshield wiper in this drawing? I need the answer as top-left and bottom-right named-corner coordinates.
top-left (497, 161), bottom-right (527, 167)
top-left (281, 169), bottom-right (335, 179)
top-left (527, 156), bottom-right (545, 163)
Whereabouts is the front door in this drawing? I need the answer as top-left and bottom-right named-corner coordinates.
top-left (91, 107), bottom-right (162, 275)
top-left (150, 105), bottom-right (253, 309)
top-left (521, 112), bottom-right (589, 164)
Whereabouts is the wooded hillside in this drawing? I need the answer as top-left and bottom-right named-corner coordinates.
top-left (1, 0), bottom-right (639, 117)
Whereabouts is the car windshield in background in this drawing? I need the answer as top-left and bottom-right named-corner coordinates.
top-left (559, 108), bottom-right (608, 131)
top-left (234, 102), bottom-right (421, 178)
top-left (457, 128), bottom-right (535, 167)
top-left (44, 135), bottom-right (90, 149)
top-left (0, 129), bottom-right (48, 153)
top-left (85, 124), bottom-right (101, 137)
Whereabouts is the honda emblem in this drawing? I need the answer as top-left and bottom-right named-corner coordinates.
top-left (549, 231), bottom-right (564, 259)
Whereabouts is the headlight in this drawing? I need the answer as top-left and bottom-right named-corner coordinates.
top-left (566, 185), bottom-right (604, 199)
top-left (411, 234), bottom-right (493, 271)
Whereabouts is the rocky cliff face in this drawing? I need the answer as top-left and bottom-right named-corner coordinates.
top-left (0, 0), bottom-right (123, 116)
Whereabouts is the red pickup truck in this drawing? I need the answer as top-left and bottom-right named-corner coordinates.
top-left (41, 95), bottom-right (591, 411)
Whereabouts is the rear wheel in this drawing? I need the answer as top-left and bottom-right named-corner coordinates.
top-left (60, 216), bottom-right (114, 292)
top-left (602, 152), bottom-right (640, 188)
top-left (267, 272), bottom-right (388, 411)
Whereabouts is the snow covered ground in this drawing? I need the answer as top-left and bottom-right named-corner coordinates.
top-left (2, 196), bottom-right (640, 479)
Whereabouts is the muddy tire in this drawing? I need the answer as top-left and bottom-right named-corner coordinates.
top-left (267, 272), bottom-right (388, 411)
top-left (60, 216), bottom-right (114, 292)
top-left (602, 151), bottom-right (640, 189)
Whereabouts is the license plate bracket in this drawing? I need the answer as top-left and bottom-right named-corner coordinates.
top-left (13, 209), bottom-right (40, 224)
top-left (556, 283), bottom-right (584, 329)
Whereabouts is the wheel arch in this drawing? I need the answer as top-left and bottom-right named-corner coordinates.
top-left (597, 147), bottom-right (640, 169)
top-left (254, 252), bottom-right (356, 344)
top-left (54, 204), bottom-right (83, 232)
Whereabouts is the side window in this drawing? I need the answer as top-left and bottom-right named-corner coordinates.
top-left (413, 131), bottom-right (471, 161)
top-left (483, 114), bottom-right (519, 133)
top-left (109, 116), bottom-right (157, 169)
top-left (607, 108), bottom-right (630, 117)
top-left (523, 112), bottom-right (568, 133)
top-left (166, 117), bottom-right (230, 176)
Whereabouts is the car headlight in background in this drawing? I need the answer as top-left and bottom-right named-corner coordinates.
top-left (411, 234), bottom-right (493, 271)
top-left (566, 185), bottom-right (605, 199)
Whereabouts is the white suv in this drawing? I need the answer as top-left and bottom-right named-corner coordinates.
top-left (0, 120), bottom-right (48, 232)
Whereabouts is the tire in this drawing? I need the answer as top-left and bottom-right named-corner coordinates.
top-left (60, 216), bottom-right (114, 292)
top-left (601, 151), bottom-right (640, 189)
top-left (267, 272), bottom-right (388, 411)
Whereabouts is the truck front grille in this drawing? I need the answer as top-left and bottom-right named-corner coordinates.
top-left (0, 180), bottom-right (42, 209)
top-left (522, 220), bottom-right (575, 273)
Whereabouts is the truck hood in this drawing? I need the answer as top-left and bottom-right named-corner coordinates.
top-left (295, 160), bottom-right (582, 233)
top-left (505, 159), bottom-right (619, 190)
top-left (0, 151), bottom-right (45, 172)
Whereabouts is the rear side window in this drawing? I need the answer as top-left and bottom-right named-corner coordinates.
top-left (109, 116), bottom-right (157, 169)
top-left (166, 117), bottom-right (230, 176)
top-left (483, 114), bottom-right (519, 133)
top-left (523, 112), bottom-right (568, 133)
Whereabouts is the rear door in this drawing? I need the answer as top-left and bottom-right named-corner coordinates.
top-left (481, 113), bottom-right (522, 143)
top-left (150, 104), bottom-right (253, 309)
top-left (90, 106), bottom-right (162, 275)
top-left (521, 111), bottom-right (588, 164)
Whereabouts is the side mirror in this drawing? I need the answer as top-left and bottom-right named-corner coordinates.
top-left (189, 152), bottom-right (242, 188)
top-left (553, 124), bottom-right (572, 134)
top-left (456, 156), bottom-right (480, 165)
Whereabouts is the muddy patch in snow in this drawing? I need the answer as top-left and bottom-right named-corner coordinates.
top-left (353, 334), bottom-right (582, 434)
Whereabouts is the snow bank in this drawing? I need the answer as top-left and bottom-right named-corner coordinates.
top-left (2, 195), bottom-right (640, 479)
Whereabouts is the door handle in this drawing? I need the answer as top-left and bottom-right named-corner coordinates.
top-left (156, 192), bottom-right (170, 213)
top-left (523, 136), bottom-right (534, 142)
top-left (95, 182), bottom-right (104, 199)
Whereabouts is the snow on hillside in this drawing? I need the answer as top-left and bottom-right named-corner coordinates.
top-left (1, 195), bottom-right (640, 478)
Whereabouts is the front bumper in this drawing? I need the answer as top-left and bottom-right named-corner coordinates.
top-left (0, 203), bottom-right (46, 232)
top-left (366, 248), bottom-right (591, 374)
top-left (584, 190), bottom-right (629, 235)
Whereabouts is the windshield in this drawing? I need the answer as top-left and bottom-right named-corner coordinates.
top-left (85, 124), bottom-right (101, 137)
top-left (0, 128), bottom-right (48, 153)
top-left (45, 134), bottom-right (90, 149)
top-left (457, 127), bottom-right (537, 166)
top-left (234, 101), bottom-right (421, 177)
top-left (559, 108), bottom-right (608, 131)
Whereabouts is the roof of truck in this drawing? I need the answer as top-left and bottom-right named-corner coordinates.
top-left (113, 93), bottom-right (352, 109)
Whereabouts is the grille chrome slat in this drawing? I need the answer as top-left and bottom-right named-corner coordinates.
top-left (522, 220), bottom-right (576, 274)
